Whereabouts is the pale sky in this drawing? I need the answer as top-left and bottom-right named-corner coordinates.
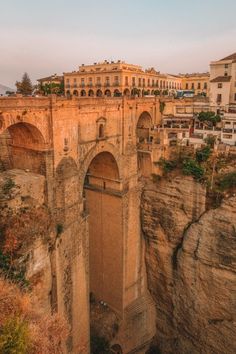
top-left (1, 0), bottom-right (236, 88)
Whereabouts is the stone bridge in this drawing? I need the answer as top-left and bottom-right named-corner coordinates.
top-left (0, 96), bottom-right (162, 353)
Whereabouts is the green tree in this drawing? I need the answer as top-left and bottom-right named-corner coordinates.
top-left (15, 73), bottom-right (33, 96)
top-left (197, 111), bottom-right (221, 127)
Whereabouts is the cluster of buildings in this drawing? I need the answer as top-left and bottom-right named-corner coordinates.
top-left (158, 53), bottom-right (236, 147)
top-left (38, 53), bottom-right (236, 146)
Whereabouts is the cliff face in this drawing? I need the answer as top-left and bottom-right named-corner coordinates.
top-left (142, 176), bottom-right (236, 354)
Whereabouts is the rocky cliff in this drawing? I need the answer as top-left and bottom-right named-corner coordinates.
top-left (142, 176), bottom-right (236, 354)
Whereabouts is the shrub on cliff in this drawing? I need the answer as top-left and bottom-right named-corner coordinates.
top-left (217, 172), bottom-right (236, 191)
top-left (195, 145), bottom-right (211, 163)
top-left (0, 317), bottom-right (30, 354)
top-left (0, 277), bottom-right (69, 354)
top-left (157, 158), bottom-right (177, 174)
top-left (182, 159), bottom-right (204, 181)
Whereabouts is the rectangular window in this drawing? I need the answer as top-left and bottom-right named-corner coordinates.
top-left (218, 83), bottom-right (223, 88)
top-left (191, 83), bottom-right (195, 89)
top-left (186, 83), bottom-right (189, 89)
top-left (217, 94), bottom-right (222, 103)
top-left (225, 64), bottom-right (229, 68)
top-left (125, 76), bottom-right (128, 85)
top-left (147, 79), bottom-right (150, 86)
top-left (74, 78), bottom-right (77, 82)
top-left (204, 82), bottom-right (207, 89)
top-left (197, 83), bottom-right (201, 89)
top-left (132, 77), bottom-right (136, 86)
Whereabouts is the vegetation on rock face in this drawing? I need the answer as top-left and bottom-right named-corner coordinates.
top-left (182, 159), bottom-right (204, 180)
top-left (0, 277), bottom-right (69, 354)
top-left (15, 73), bottom-right (33, 96)
top-left (0, 317), bottom-right (30, 354)
top-left (217, 172), bottom-right (236, 191)
top-left (157, 158), bottom-right (177, 175)
top-left (195, 145), bottom-right (211, 163)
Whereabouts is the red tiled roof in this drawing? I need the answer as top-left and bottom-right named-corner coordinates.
top-left (210, 76), bottom-right (232, 83)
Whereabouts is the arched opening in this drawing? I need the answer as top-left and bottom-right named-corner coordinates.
top-left (96, 89), bottom-right (103, 97)
top-left (0, 122), bottom-right (46, 174)
top-left (114, 89), bottom-right (121, 97)
top-left (73, 90), bottom-right (78, 96)
top-left (66, 90), bottom-right (71, 97)
top-left (88, 89), bottom-right (94, 97)
top-left (81, 90), bottom-right (86, 97)
top-left (98, 124), bottom-right (105, 138)
top-left (83, 151), bottom-right (123, 315)
top-left (123, 88), bottom-right (130, 96)
top-left (136, 112), bottom-right (152, 177)
top-left (104, 89), bottom-right (111, 97)
top-left (136, 112), bottom-right (152, 144)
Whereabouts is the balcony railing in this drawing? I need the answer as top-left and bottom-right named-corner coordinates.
top-left (104, 82), bottom-right (110, 87)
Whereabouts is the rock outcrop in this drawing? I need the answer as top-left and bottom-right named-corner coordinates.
top-left (142, 176), bottom-right (236, 354)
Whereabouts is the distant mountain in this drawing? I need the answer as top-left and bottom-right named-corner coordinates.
top-left (0, 84), bottom-right (14, 95)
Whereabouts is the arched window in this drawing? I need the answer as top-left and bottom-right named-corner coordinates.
top-left (99, 124), bottom-right (104, 138)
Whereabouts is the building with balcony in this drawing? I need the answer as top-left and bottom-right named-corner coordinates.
top-left (209, 53), bottom-right (236, 108)
top-left (63, 60), bottom-right (182, 97)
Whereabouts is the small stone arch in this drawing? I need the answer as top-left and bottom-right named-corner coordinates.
top-left (66, 90), bottom-right (71, 97)
top-left (114, 89), bottom-right (121, 97)
top-left (96, 117), bottom-right (106, 139)
top-left (81, 90), bottom-right (86, 97)
top-left (73, 90), bottom-right (78, 96)
top-left (123, 88), bottom-right (130, 96)
top-left (96, 89), bottom-right (103, 97)
top-left (104, 89), bottom-right (111, 97)
top-left (88, 89), bottom-right (94, 97)
top-left (136, 111), bottom-right (152, 143)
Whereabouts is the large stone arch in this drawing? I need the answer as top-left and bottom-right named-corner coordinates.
top-left (83, 146), bottom-right (124, 315)
top-left (0, 121), bottom-right (47, 174)
top-left (79, 141), bottom-right (122, 198)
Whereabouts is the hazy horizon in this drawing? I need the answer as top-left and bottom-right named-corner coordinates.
top-left (1, 0), bottom-right (236, 88)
